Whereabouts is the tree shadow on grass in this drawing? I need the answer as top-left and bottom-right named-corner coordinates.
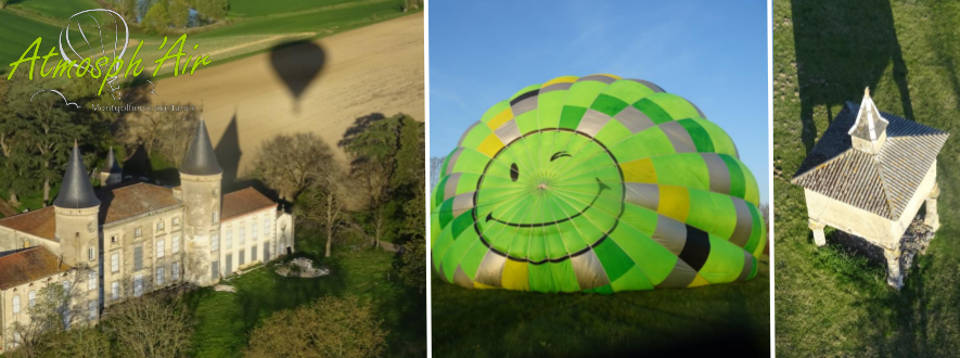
top-left (792, 0), bottom-right (913, 155)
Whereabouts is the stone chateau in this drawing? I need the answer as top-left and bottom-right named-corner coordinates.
top-left (0, 121), bottom-right (294, 350)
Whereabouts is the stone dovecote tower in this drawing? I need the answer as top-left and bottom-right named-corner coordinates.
top-left (99, 147), bottom-right (122, 187)
top-left (179, 120), bottom-right (223, 286)
top-left (54, 141), bottom-right (101, 268)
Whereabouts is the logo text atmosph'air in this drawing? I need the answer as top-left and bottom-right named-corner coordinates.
top-left (6, 8), bottom-right (213, 97)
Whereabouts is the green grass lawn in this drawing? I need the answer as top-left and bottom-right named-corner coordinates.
top-left (432, 259), bottom-right (770, 356)
top-left (187, 248), bottom-right (425, 357)
top-left (774, 0), bottom-right (960, 356)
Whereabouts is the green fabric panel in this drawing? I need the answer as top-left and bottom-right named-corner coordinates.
top-left (440, 149), bottom-right (453, 175)
top-left (450, 211), bottom-right (474, 240)
top-left (720, 155), bottom-right (747, 199)
top-left (650, 153), bottom-right (709, 191)
top-left (590, 94), bottom-right (629, 117)
top-left (646, 93), bottom-right (701, 120)
top-left (611, 265), bottom-right (654, 292)
top-left (748, 256), bottom-right (758, 279)
top-left (441, 228), bottom-right (479, 280)
top-left (564, 80), bottom-right (608, 108)
top-left (745, 202), bottom-right (764, 256)
top-left (528, 262), bottom-right (557, 293)
top-left (697, 236), bottom-right (747, 284)
top-left (586, 284), bottom-right (614, 295)
top-left (536, 89), bottom-right (567, 129)
top-left (593, 116), bottom-right (632, 146)
top-left (431, 215), bottom-right (454, 273)
top-left (610, 206), bottom-right (676, 284)
top-left (694, 118), bottom-right (738, 157)
top-left (459, 122), bottom-right (493, 149)
top-left (633, 99), bottom-right (673, 124)
top-left (685, 189), bottom-right (738, 241)
top-left (550, 260), bottom-right (581, 292)
top-left (559, 105), bottom-right (587, 129)
top-left (438, 198), bottom-right (454, 228)
top-left (592, 236), bottom-right (634, 282)
top-left (514, 108), bottom-right (540, 134)
top-left (604, 80), bottom-right (655, 104)
top-left (451, 148), bottom-right (492, 175)
top-left (433, 175), bottom-right (449, 207)
top-left (526, 230), bottom-right (547, 263)
top-left (455, 174), bottom-right (481, 197)
top-left (510, 84), bottom-right (541, 100)
top-left (741, 161), bottom-right (760, 206)
top-left (677, 118), bottom-right (715, 152)
top-left (609, 127), bottom-right (674, 163)
top-left (460, 240), bottom-right (489, 279)
top-left (479, 101), bottom-right (510, 124)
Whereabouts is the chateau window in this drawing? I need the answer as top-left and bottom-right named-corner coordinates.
top-left (239, 249), bottom-right (245, 266)
top-left (239, 225), bottom-right (246, 245)
top-left (111, 253), bottom-right (119, 273)
top-left (87, 271), bottom-right (96, 291)
top-left (87, 247), bottom-right (95, 261)
top-left (157, 221), bottom-right (164, 232)
top-left (212, 211), bottom-right (219, 225)
top-left (172, 217), bottom-right (180, 227)
top-left (12, 295), bottom-right (20, 315)
top-left (157, 240), bottom-right (165, 258)
top-left (211, 261), bottom-right (219, 280)
top-left (172, 262), bottom-right (180, 281)
top-left (111, 282), bottom-right (119, 300)
top-left (211, 234), bottom-right (219, 252)
top-left (28, 290), bottom-right (36, 307)
top-left (251, 245), bottom-right (257, 262)
top-left (264, 242), bottom-right (270, 261)
top-left (111, 235), bottom-right (119, 244)
top-left (225, 227), bottom-right (232, 249)
top-left (252, 220), bottom-right (258, 240)
top-left (264, 215), bottom-right (272, 235)
top-left (226, 254), bottom-right (233, 274)
top-left (88, 301), bottom-right (96, 320)
top-left (172, 235), bottom-right (180, 254)
top-left (134, 246), bottom-right (143, 271)
top-left (133, 274), bottom-right (143, 297)
top-left (156, 267), bottom-right (164, 286)
top-left (135, 227), bottom-right (142, 238)
top-left (62, 280), bottom-right (70, 292)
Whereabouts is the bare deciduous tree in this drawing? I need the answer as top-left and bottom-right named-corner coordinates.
top-left (296, 170), bottom-right (346, 257)
top-left (123, 103), bottom-right (198, 165)
top-left (253, 133), bottom-right (336, 202)
top-left (101, 296), bottom-right (193, 358)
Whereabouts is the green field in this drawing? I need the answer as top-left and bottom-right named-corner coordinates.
top-left (432, 260), bottom-right (770, 356)
top-left (774, 0), bottom-right (960, 356)
top-left (0, 0), bottom-right (415, 77)
top-left (187, 248), bottom-right (425, 357)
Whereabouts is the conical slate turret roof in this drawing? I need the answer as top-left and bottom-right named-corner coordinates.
top-left (104, 147), bottom-right (121, 174)
top-left (180, 120), bottom-right (222, 175)
top-left (54, 141), bottom-right (101, 209)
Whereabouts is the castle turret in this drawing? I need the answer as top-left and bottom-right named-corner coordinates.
top-left (99, 147), bottom-right (122, 186)
top-left (179, 120), bottom-right (223, 286)
top-left (54, 141), bottom-right (101, 268)
top-left (848, 87), bottom-right (889, 154)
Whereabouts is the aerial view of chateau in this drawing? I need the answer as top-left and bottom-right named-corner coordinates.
top-left (0, 121), bottom-right (293, 351)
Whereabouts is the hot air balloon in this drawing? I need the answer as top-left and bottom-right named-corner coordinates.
top-left (431, 74), bottom-right (765, 293)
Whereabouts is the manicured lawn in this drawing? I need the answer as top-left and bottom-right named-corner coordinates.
top-left (432, 259), bottom-right (770, 356)
top-left (774, 1), bottom-right (960, 356)
top-left (187, 249), bottom-right (425, 357)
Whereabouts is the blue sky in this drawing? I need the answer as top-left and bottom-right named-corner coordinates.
top-left (429, 1), bottom-right (769, 203)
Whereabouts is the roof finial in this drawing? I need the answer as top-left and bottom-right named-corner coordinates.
top-left (864, 86), bottom-right (870, 98)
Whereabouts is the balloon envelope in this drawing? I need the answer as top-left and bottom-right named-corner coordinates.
top-left (432, 74), bottom-right (766, 293)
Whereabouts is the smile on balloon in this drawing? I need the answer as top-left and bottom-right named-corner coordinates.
top-left (485, 177), bottom-right (611, 228)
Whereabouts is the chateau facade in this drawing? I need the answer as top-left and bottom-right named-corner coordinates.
top-left (0, 121), bottom-right (294, 351)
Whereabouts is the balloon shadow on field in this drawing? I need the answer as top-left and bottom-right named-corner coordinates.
top-left (791, 0), bottom-right (913, 155)
top-left (268, 40), bottom-right (327, 113)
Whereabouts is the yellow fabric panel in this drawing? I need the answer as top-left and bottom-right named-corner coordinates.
top-left (473, 282), bottom-right (497, 289)
top-left (501, 259), bottom-right (530, 291)
top-left (486, 107), bottom-right (514, 130)
top-left (621, 158), bottom-right (657, 183)
top-left (657, 185), bottom-right (690, 222)
top-left (542, 75), bottom-right (578, 87)
top-left (476, 134), bottom-right (505, 158)
top-left (687, 273), bottom-right (710, 288)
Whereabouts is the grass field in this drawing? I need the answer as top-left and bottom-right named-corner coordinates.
top-left (431, 260), bottom-right (770, 356)
top-left (774, 0), bottom-right (960, 356)
top-left (187, 248), bottom-right (425, 357)
top-left (0, 0), bottom-right (415, 77)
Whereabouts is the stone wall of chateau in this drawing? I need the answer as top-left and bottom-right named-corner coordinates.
top-left (102, 207), bottom-right (185, 306)
top-left (0, 269), bottom-right (87, 353)
top-left (179, 172), bottom-right (222, 287)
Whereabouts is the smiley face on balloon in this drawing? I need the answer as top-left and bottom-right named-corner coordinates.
top-left (432, 74), bottom-right (766, 293)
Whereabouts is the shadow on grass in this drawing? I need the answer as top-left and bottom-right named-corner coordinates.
top-left (791, 0), bottom-right (913, 154)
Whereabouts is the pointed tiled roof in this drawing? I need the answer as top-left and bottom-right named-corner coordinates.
top-left (848, 87), bottom-right (889, 142)
top-left (104, 147), bottom-right (122, 174)
top-left (792, 101), bottom-right (949, 219)
top-left (181, 120), bottom-right (222, 175)
top-left (53, 141), bottom-right (101, 209)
